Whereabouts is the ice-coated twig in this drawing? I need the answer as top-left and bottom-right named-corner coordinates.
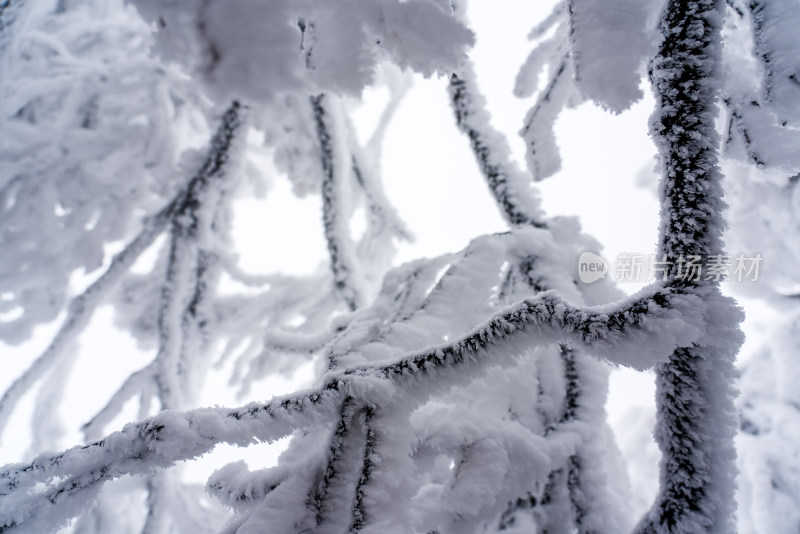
top-left (0, 194), bottom-right (177, 443)
top-left (0, 391), bottom-right (338, 532)
top-left (364, 67), bottom-right (413, 158)
top-left (141, 473), bottom-right (167, 534)
top-left (748, 0), bottom-right (778, 103)
top-left (558, 346), bottom-right (590, 531)
top-left (556, 344), bottom-right (631, 533)
top-left (519, 54), bottom-right (576, 182)
top-left (262, 328), bottom-right (335, 356)
top-left (633, 0), bottom-right (744, 531)
top-left (0, 277), bottom-right (711, 530)
top-left (514, 29), bottom-right (568, 100)
top-left (104, 102), bottom-right (242, 528)
top-left (349, 407), bottom-right (376, 533)
top-left (176, 249), bottom-right (220, 397)
top-left (349, 147), bottom-right (412, 244)
top-left (650, 1), bottom-right (726, 267)
top-left (344, 70), bottom-right (414, 279)
top-left (206, 446), bottom-right (331, 518)
top-left (559, 346), bottom-right (580, 423)
top-left (528, 1), bottom-right (566, 40)
top-left (725, 0), bottom-right (744, 18)
top-left (448, 67), bottom-right (546, 228)
top-left (0, 101), bottom-right (244, 444)
top-left (155, 230), bottom-right (222, 411)
top-left (219, 275), bottom-right (341, 394)
top-left (28, 356), bottom-right (72, 455)
top-left (207, 463), bottom-right (282, 513)
top-left (311, 93), bottom-right (363, 311)
top-left (723, 101), bottom-right (767, 167)
top-left (323, 252), bottom-right (456, 371)
top-left (217, 256), bottom-right (288, 288)
top-left (154, 235), bottom-right (200, 409)
top-left (337, 286), bottom-right (705, 384)
top-left (309, 397), bottom-right (363, 530)
top-left (82, 364), bottom-right (156, 440)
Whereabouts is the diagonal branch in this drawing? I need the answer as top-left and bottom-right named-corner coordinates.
top-left (0, 280), bottom-right (707, 532)
top-left (519, 54), bottom-right (575, 182)
top-left (0, 196), bottom-right (176, 443)
top-left (0, 102), bottom-right (244, 443)
top-left (81, 364), bottom-right (156, 440)
top-left (449, 67), bottom-right (546, 228)
top-left (528, 1), bottom-right (566, 40)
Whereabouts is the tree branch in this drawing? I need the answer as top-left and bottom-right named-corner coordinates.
top-left (0, 197), bottom-right (175, 443)
top-left (349, 407), bottom-right (376, 533)
top-left (636, 0), bottom-right (744, 531)
top-left (0, 102), bottom-right (244, 443)
top-left (448, 68), bottom-right (546, 227)
top-left (0, 277), bottom-right (708, 531)
top-left (519, 54), bottom-right (575, 182)
top-left (311, 94), bottom-right (362, 312)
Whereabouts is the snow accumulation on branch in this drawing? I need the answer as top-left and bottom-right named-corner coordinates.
top-left (0, 279), bottom-right (706, 531)
top-left (0, 101), bottom-right (244, 444)
top-left (448, 67), bottom-right (547, 228)
top-left (449, 0), bottom-right (743, 531)
top-left (635, 0), bottom-right (744, 532)
top-left (450, 56), bottom-right (635, 530)
top-left (0, 0), bottom-right (751, 531)
top-left (310, 94), bottom-right (364, 312)
top-left (0, 199), bottom-right (173, 442)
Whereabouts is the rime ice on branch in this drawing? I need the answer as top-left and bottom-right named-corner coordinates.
top-left (634, 0), bottom-right (743, 532)
top-left (0, 0), bottom-right (752, 532)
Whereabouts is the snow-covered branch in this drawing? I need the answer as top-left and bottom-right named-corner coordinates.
top-left (635, 0), bottom-right (744, 532)
top-left (448, 68), bottom-right (546, 228)
top-left (1, 0), bottom-right (777, 530)
top-left (651, 1), bottom-right (726, 268)
top-left (0, 100), bottom-right (244, 443)
top-left (519, 54), bottom-right (576, 182)
top-left (311, 94), bottom-right (363, 312)
top-left (0, 200), bottom-right (174, 443)
top-left (0, 274), bottom-right (711, 531)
